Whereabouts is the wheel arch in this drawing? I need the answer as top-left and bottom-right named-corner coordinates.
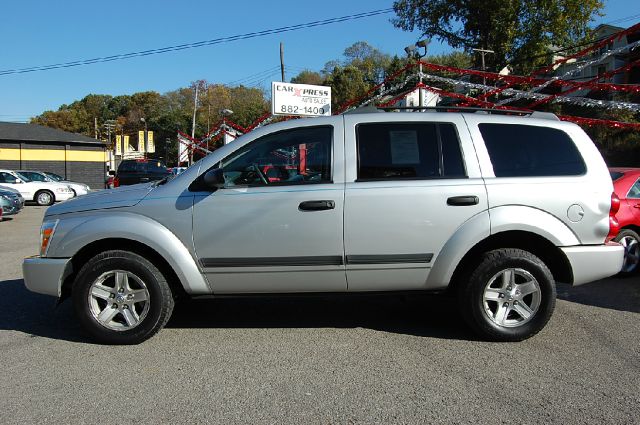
top-left (51, 212), bottom-right (211, 301)
top-left (60, 238), bottom-right (189, 302)
top-left (447, 231), bottom-right (574, 294)
top-left (619, 224), bottom-right (640, 234)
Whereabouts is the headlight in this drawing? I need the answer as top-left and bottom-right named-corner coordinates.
top-left (40, 220), bottom-right (59, 257)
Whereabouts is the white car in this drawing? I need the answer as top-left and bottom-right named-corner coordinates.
top-left (22, 170), bottom-right (91, 197)
top-left (0, 169), bottom-right (74, 206)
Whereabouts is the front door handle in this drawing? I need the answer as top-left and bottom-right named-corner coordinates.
top-left (447, 196), bottom-right (479, 206)
top-left (299, 200), bottom-right (335, 211)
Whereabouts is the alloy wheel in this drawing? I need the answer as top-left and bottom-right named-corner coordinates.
top-left (87, 270), bottom-right (150, 331)
top-left (482, 268), bottom-right (541, 328)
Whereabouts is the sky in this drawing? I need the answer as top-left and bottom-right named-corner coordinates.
top-left (0, 0), bottom-right (637, 122)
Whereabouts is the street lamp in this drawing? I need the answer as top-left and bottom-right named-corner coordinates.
top-left (404, 39), bottom-right (430, 109)
top-left (220, 109), bottom-right (234, 146)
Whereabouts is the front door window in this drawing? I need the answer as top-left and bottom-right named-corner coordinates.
top-left (218, 126), bottom-right (332, 187)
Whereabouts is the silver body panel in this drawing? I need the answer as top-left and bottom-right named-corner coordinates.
top-left (22, 112), bottom-right (624, 299)
top-left (561, 244), bottom-right (625, 285)
top-left (23, 257), bottom-right (70, 297)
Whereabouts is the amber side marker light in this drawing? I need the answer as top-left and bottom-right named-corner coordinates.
top-left (40, 220), bottom-right (58, 257)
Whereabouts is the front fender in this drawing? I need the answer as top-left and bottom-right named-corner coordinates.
top-left (48, 212), bottom-right (211, 295)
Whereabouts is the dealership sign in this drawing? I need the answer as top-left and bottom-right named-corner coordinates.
top-left (272, 82), bottom-right (331, 117)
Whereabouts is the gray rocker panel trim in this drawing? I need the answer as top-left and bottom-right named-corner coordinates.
top-left (346, 254), bottom-right (433, 265)
top-left (200, 256), bottom-right (344, 268)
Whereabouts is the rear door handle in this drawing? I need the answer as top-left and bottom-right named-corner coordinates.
top-left (447, 196), bottom-right (479, 206)
top-left (299, 200), bottom-right (335, 211)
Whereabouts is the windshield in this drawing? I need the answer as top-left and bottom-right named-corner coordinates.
top-left (610, 171), bottom-right (624, 181)
top-left (17, 171), bottom-right (48, 182)
top-left (15, 172), bottom-right (34, 182)
top-left (119, 161), bottom-right (168, 174)
top-left (44, 172), bottom-right (63, 181)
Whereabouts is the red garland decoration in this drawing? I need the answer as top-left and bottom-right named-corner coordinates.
top-left (418, 61), bottom-right (640, 94)
top-left (559, 115), bottom-right (640, 130)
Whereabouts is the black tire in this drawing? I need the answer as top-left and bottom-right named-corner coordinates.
top-left (72, 250), bottom-right (174, 344)
top-left (613, 229), bottom-right (640, 277)
top-left (458, 248), bottom-right (556, 342)
top-left (35, 190), bottom-right (54, 206)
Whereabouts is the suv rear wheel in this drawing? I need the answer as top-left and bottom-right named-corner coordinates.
top-left (72, 250), bottom-right (174, 344)
top-left (458, 248), bottom-right (556, 342)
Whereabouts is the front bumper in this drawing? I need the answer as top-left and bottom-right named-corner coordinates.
top-left (0, 198), bottom-right (23, 215)
top-left (22, 256), bottom-right (71, 297)
top-left (561, 243), bottom-right (624, 285)
top-left (56, 192), bottom-right (75, 201)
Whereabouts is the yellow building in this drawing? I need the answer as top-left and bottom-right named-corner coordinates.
top-left (0, 122), bottom-right (107, 189)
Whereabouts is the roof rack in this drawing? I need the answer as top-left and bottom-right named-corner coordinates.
top-left (368, 106), bottom-right (559, 121)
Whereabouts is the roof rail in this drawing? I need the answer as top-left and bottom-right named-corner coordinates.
top-left (346, 105), bottom-right (560, 121)
top-left (376, 106), bottom-right (534, 115)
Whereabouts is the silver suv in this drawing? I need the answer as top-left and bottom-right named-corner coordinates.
top-left (23, 108), bottom-right (624, 344)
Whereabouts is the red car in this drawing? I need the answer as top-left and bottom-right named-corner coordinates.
top-left (610, 167), bottom-right (640, 275)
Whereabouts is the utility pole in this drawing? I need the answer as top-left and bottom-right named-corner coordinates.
top-left (472, 48), bottom-right (495, 87)
top-left (280, 42), bottom-right (285, 82)
top-left (190, 83), bottom-right (199, 166)
top-left (103, 120), bottom-right (117, 171)
top-left (94, 117), bottom-right (98, 140)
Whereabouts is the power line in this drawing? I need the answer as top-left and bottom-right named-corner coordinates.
top-left (0, 9), bottom-right (393, 76)
top-left (604, 13), bottom-right (640, 26)
top-left (225, 65), bottom-right (282, 85)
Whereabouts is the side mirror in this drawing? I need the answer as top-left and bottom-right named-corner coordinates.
top-left (203, 168), bottom-right (225, 189)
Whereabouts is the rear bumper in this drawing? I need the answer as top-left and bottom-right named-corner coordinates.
top-left (561, 243), bottom-right (624, 285)
top-left (22, 256), bottom-right (71, 297)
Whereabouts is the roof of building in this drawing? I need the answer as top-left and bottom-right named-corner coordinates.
top-left (0, 122), bottom-right (105, 145)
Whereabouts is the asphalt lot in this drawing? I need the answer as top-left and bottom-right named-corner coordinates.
top-left (0, 206), bottom-right (638, 424)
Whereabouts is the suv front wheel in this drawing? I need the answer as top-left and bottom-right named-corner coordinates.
top-left (72, 250), bottom-right (174, 344)
top-left (458, 248), bottom-right (556, 342)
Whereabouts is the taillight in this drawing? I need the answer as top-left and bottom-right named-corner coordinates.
top-left (606, 192), bottom-right (621, 242)
top-left (113, 177), bottom-right (120, 188)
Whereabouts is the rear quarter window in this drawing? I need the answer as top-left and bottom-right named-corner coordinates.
top-left (479, 124), bottom-right (586, 177)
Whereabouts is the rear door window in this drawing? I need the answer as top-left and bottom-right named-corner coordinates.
top-left (356, 122), bottom-right (466, 181)
top-left (479, 124), bottom-right (586, 177)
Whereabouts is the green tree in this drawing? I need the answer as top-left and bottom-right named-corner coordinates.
top-left (392, 0), bottom-right (603, 72)
top-left (291, 70), bottom-right (325, 86)
top-left (426, 51), bottom-right (473, 69)
top-left (325, 66), bottom-right (371, 110)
